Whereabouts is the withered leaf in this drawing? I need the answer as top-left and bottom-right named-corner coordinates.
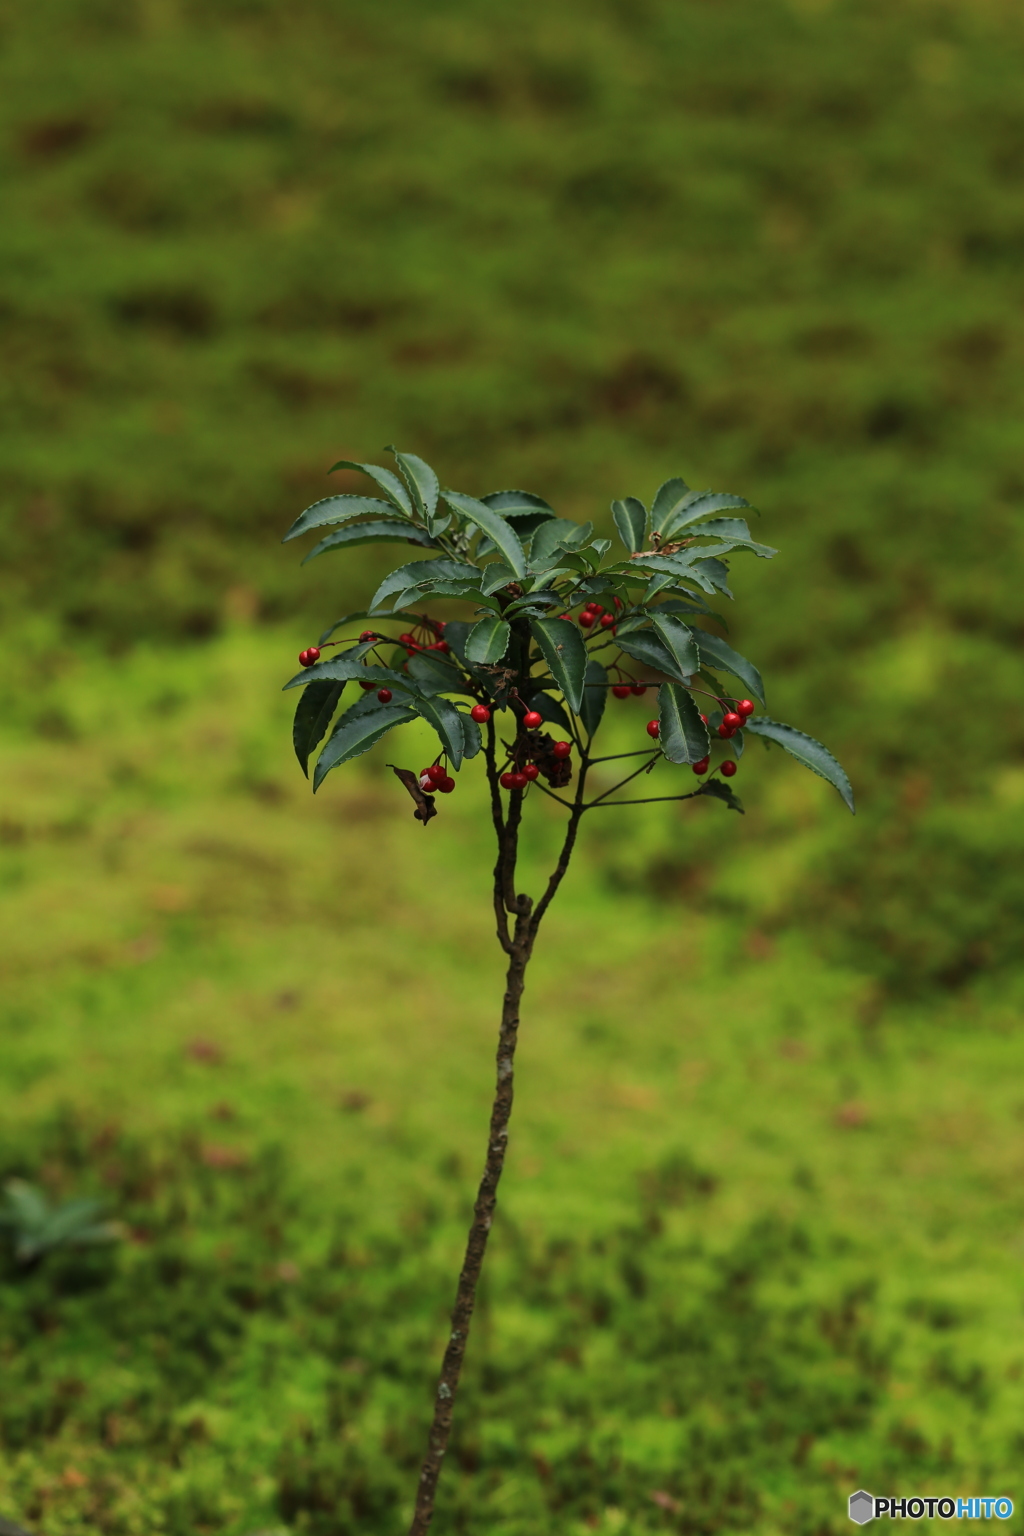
top-left (389, 765), bottom-right (437, 825)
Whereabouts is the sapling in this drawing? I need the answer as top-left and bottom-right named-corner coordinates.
top-left (281, 450), bottom-right (854, 1533)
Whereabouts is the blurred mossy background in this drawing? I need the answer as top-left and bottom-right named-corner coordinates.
top-left (2, 0), bottom-right (1024, 1531)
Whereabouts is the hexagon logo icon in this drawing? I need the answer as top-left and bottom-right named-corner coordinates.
top-left (848, 1490), bottom-right (875, 1525)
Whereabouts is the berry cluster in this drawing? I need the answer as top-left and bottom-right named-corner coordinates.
top-left (498, 717), bottom-right (572, 792)
top-left (646, 698), bottom-right (755, 778)
top-left (418, 762), bottom-right (456, 795)
top-left (298, 646), bottom-right (321, 667)
top-left (611, 682), bottom-right (648, 699)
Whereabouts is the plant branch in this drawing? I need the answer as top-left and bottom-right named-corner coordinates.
top-left (585, 788), bottom-right (706, 808)
top-left (528, 760), bottom-right (589, 938)
top-left (585, 757), bottom-right (659, 808)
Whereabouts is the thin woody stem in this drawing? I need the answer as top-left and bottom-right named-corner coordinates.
top-left (585, 757), bottom-right (657, 808)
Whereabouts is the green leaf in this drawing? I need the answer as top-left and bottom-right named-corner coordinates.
top-left (691, 557), bottom-right (733, 598)
top-left (658, 683), bottom-right (710, 764)
top-left (369, 559), bottom-right (478, 613)
top-left (328, 459), bottom-right (414, 516)
top-left (466, 616), bottom-right (511, 664)
top-left (616, 629), bottom-right (692, 685)
top-left (282, 641), bottom-right (377, 690)
top-left (743, 717), bottom-right (855, 812)
top-left (302, 520), bottom-right (439, 563)
top-left (313, 701), bottom-right (416, 789)
top-left (580, 659), bottom-right (608, 738)
top-left (480, 563), bottom-right (517, 597)
top-left (649, 478), bottom-right (692, 538)
top-left (688, 517), bottom-right (751, 542)
top-left (690, 630), bottom-right (765, 705)
top-left (612, 496), bottom-right (646, 553)
top-left (528, 690), bottom-right (573, 733)
top-left (460, 712), bottom-right (483, 758)
top-left (412, 694), bottom-right (466, 769)
top-left (697, 779), bottom-right (745, 814)
top-left (441, 490), bottom-right (526, 577)
top-left (481, 490), bottom-right (556, 535)
top-left (293, 680), bottom-right (345, 776)
top-left (406, 649), bottom-right (465, 696)
top-left (530, 518), bottom-right (587, 566)
top-left (388, 447), bottom-right (439, 523)
top-left (283, 495), bottom-right (397, 543)
top-left (316, 612), bottom-right (371, 645)
top-left (441, 621), bottom-right (473, 666)
top-left (394, 579), bottom-right (484, 610)
top-left (660, 490), bottom-right (751, 540)
top-left (650, 613), bottom-right (700, 677)
top-left (529, 617), bottom-right (588, 713)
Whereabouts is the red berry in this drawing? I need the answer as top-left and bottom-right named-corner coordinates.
top-left (599, 615), bottom-right (616, 630)
top-left (377, 688), bottom-right (393, 703)
top-left (438, 776), bottom-right (456, 793)
top-left (630, 684), bottom-right (647, 696)
top-left (579, 611), bottom-right (595, 628)
top-left (720, 760), bottom-right (738, 777)
top-left (359, 630), bottom-right (375, 641)
top-left (646, 720), bottom-right (660, 739)
top-left (509, 771), bottom-right (527, 789)
top-left (736, 699), bottom-right (755, 718)
top-left (431, 640), bottom-right (450, 653)
top-left (718, 722), bottom-right (735, 739)
top-left (499, 772), bottom-right (516, 789)
top-left (612, 685), bottom-right (631, 699)
top-left (722, 711), bottom-right (742, 732)
top-left (613, 597), bottom-right (623, 610)
top-left (398, 633), bottom-right (415, 645)
top-left (692, 757), bottom-right (710, 775)
top-left (523, 710), bottom-right (543, 729)
top-left (299, 649), bottom-right (315, 667)
top-left (427, 764), bottom-right (447, 785)
top-left (589, 604), bottom-right (605, 616)
top-left (470, 704), bottom-right (491, 724)
top-left (523, 763), bottom-right (539, 781)
top-left (557, 612), bottom-right (572, 621)
top-left (700, 713), bottom-right (708, 724)
top-left (552, 740), bottom-right (572, 759)
top-left (360, 679), bottom-right (376, 690)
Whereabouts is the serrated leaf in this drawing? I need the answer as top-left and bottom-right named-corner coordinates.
top-left (282, 641), bottom-right (377, 690)
top-left (687, 517), bottom-right (751, 542)
top-left (580, 659), bottom-right (608, 738)
top-left (616, 629), bottom-right (692, 685)
top-left (650, 614), bottom-right (700, 677)
top-left (660, 490), bottom-right (751, 540)
top-left (388, 447), bottom-right (439, 523)
top-left (313, 703), bottom-right (417, 789)
top-left (369, 559), bottom-right (478, 613)
top-left (743, 717), bottom-right (855, 812)
top-left (460, 713), bottom-right (483, 758)
top-left (466, 616), bottom-right (511, 665)
top-left (406, 649), bottom-right (465, 696)
top-left (691, 630), bottom-right (765, 705)
top-left (283, 495), bottom-right (397, 543)
top-left (480, 563), bottom-right (517, 597)
top-left (441, 621), bottom-right (473, 666)
top-left (327, 459), bottom-right (413, 515)
top-left (394, 579), bottom-right (484, 610)
top-left (293, 680), bottom-right (345, 776)
top-left (441, 490), bottom-right (526, 577)
top-left (528, 690), bottom-right (573, 733)
top-left (529, 517), bottom-right (585, 566)
top-left (658, 683), bottom-right (710, 764)
top-left (590, 538), bottom-right (612, 560)
top-left (697, 779), bottom-right (745, 814)
top-left (612, 496), bottom-right (646, 553)
top-left (529, 617), bottom-right (588, 714)
top-left (412, 694), bottom-right (466, 769)
top-left (691, 557), bottom-right (733, 598)
top-left (481, 489), bottom-right (556, 526)
top-left (303, 520), bottom-right (439, 563)
top-left (649, 478), bottom-right (692, 538)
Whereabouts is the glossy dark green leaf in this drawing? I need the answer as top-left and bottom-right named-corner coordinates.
top-left (466, 616), bottom-right (511, 664)
top-left (303, 520), bottom-right (439, 563)
top-left (658, 683), bottom-right (710, 764)
top-left (691, 630), bottom-right (764, 705)
top-left (313, 702), bottom-right (417, 790)
top-left (616, 629), bottom-right (691, 685)
top-left (580, 659), bottom-right (608, 738)
top-left (481, 490), bottom-right (556, 534)
top-left (527, 690), bottom-right (573, 733)
top-left (393, 579), bottom-right (484, 611)
top-left (743, 718), bottom-right (855, 812)
top-left (441, 490), bottom-right (526, 577)
top-left (697, 779), bottom-right (745, 814)
top-left (282, 495), bottom-right (397, 543)
top-left (480, 563), bottom-right (517, 597)
top-left (688, 517), bottom-right (751, 542)
top-left (691, 557), bottom-right (733, 598)
top-left (649, 478), bottom-right (692, 538)
top-left (282, 641), bottom-right (377, 690)
top-left (327, 459), bottom-right (413, 516)
top-left (529, 617), bottom-right (588, 713)
top-left (413, 694), bottom-right (466, 769)
top-left (528, 517), bottom-right (583, 566)
top-left (369, 559), bottom-right (478, 613)
top-left (441, 621), bottom-right (473, 666)
top-left (406, 649), bottom-right (465, 696)
top-left (611, 496), bottom-right (646, 553)
top-left (660, 490), bottom-right (751, 540)
top-left (388, 447), bottom-right (439, 523)
top-left (650, 613), bottom-right (700, 677)
top-left (293, 680), bottom-right (345, 776)
top-left (460, 712), bottom-right (483, 759)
